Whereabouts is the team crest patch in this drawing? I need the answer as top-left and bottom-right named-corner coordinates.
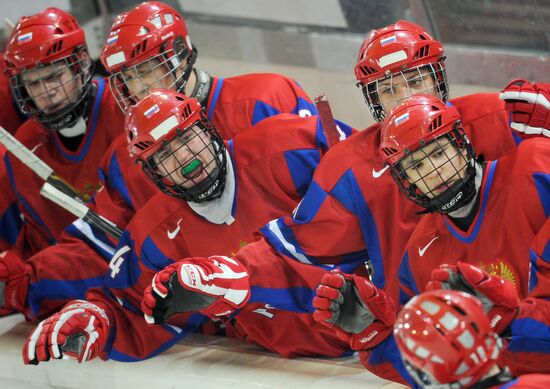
top-left (230, 240), bottom-right (248, 257)
top-left (144, 104), bottom-right (160, 118)
top-left (478, 260), bottom-right (520, 290)
top-left (18, 32), bottom-right (33, 43)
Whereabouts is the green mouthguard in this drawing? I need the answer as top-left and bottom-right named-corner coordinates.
top-left (181, 159), bottom-right (201, 175)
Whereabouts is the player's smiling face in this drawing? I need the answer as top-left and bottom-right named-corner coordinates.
top-left (401, 136), bottom-right (468, 199)
top-left (377, 66), bottom-right (437, 115)
top-left (153, 123), bottom-right (217, 189)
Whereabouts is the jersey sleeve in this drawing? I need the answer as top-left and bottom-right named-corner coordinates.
top-left (23, 230), bottom-right (111, 320)
top-left (260, 166), bottom-right (370, 274)
top-left (503, 218), bottom-right (550, 376)
top-left (250, 75), bottom-right (319, 126)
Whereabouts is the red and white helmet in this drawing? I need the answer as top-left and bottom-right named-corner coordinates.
top-left (394, 290), bottom-right (502, 388)
top-left (125, 88), bottom-right (226, 202)
top-left (355, 20), bottom-right (447, 123)
top-left (4, 7), bottom-right (93, 130)
top-left (101, 1), bottom-right (196, 112)
top-left (379, 94), bottom-right (476, 214)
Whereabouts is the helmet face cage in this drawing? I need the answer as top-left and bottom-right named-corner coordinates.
top-left (140, 114), bottom-right (226, 202)
top-left (389, 125), bottom-right (475, 214)
top-left (361, 61), bottom-right (448, 123)
top-left (109, 41), bottom-right (196, 113)
top-left (10, 46), bottom-right (93, 130)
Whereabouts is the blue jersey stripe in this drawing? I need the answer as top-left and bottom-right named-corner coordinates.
top-left (533, 172), bottom-right (550, 218)
top-left (251, 100), bottom-right (281, 126)
top-left (445, 160), bottom-right (497, 243)
top-left (331, 170), bottom-right (386, 289)
top-left (53, 77), bottom-right (106, 163)
top-left (367, 335), bottom-right (418, 388)
top-left (509, 317), bottom-right (550, 353)
top-left (207, 78), bottom-right (224, 120)
top-left (27, 276), bottom-right (104, 316)
top-left (284, 149), bottom-right (321, 197)
top-left (106, 152), bottom-right (135, 209)
top-left (0, 201), bottom-right (21, 245)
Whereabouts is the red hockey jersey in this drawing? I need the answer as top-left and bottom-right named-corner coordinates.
top-left (399, 139), bottom-right (550, 376)
top-left (0, 78), bottom-right (125, 257)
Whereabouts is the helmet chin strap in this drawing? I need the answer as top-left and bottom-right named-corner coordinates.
top-left (447, 160), bottom-right (483, 219)
top-left (57, 116), bottom-right (87, 137)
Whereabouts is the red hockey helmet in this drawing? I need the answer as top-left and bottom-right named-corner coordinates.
top-left (394, 290), bottom-right (502, 388)
top-left (379, 94), bottom-right (476, 214)
top-left (4, 7), bottom-right (93, 130)
top-left (125, 88), bottom-right (226, 202)
top-left (355, 20), bottom-right (447, 123)
top-left (101, 1), bottom-right (196, 112)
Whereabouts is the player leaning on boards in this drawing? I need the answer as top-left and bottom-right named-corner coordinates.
top-left (21, 89), bottom-right (352, 364)
top-left (385, 95), bottom-right (550, 376)
top-left (0, 1), bottom-right (352, 321)
top-left (0, 7), bottom-right (125, 314)
top-left (394, 290), bottom-right (550, 388)
top-left (254, 20), bottom-right (530, 385)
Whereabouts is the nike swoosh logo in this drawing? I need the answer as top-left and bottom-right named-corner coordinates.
top-left (418, 236), bottom-right (439, 257)
top-left (167, 218), bottom-right (183, 240)
top-left (372, 165), bottom-right (390, 178)
top-left (30, 143), bottom-right (42, 153)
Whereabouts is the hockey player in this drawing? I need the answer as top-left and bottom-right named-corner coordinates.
top-left (0, 8), bottom-right (124, 258)
top-left (21, 89), bottom-right (351, 364)
top-left (374, 94), bottom-right (550, 376)
top-left (394, 290), bottom-right (550, 388)
top-left (261, 20), bottom-right (520, 384)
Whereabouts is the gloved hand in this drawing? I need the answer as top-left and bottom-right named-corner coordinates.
top-left (426, 261), bottom-right (519, 334)
top-left (22, 300), bottom-right (111, 365)
top-left (499, 79), bottom-right (550, 137)
top-left (0, 250), bottom-right (29, 316)
top-left (312, 270), bottom-right (396, 350)
top-left (142, 255), bottom-right (250, 324)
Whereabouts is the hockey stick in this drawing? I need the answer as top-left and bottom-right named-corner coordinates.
top-left (40, 183), bottom-right (123, 241)
top-left (314, 94), bottom-right (344, 148)
top-left (0, 126), bottom-right (86, 202)
top-left (0, 126), bottom-right (123, 241)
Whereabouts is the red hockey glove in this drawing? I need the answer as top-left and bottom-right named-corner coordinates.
top-left (142, 255), bottom-right (251, 324)
top-left (22, 300), bottom-right (111, 365)
top-left (0, 250), bottom-right (29, 316)
top-left (312, 270), bottom-right (396, 350)
top-left (499, 79), bottom-right (550, 137)
top-left (426, 262), bottom-right (519, 334)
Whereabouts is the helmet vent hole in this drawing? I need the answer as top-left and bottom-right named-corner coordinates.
top-left (360, 66), bottom-right (377, 76)
top-left (131, 40), bottom-right (148, 58)
top-left (182, 103), bottom-right (192, 119)
top-left (428, 115), bottom-right (442, 132)
top-left (381, 147), bottom-right (398, 157)
top-left (135, 140), bottom-right (154, 151)
top-left (46, 40), bottom-right (64, 56)
top-left (414, 46), bottom-right (429, 59)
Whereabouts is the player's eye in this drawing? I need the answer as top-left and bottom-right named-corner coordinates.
top-left (407, 76), bottom-right (423, 88)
